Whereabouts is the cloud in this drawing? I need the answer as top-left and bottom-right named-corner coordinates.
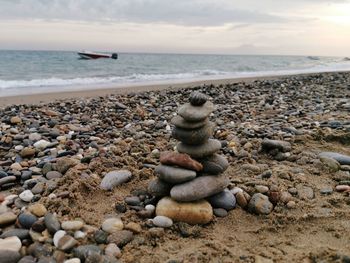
top-left (0, 0), bottom-right (288, 26)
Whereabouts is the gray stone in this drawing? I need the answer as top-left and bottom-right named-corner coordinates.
top-left (0, 229), bottom-right (30, 240)
top-left (152, 216), bottom-right (173, 228)
top-left (0, 250), bottom-right (21, 263)
top-left (18, 256), bottom-right (36, 263)
top-left (208, 189), bottom-right (236, 210)
top-left (147, 178), bottom-right (172, 197)
top-left (199, 154), bottom-right (229, 175)
top-left (177, 139), bottom-right (221, 158)
top-left (170, 174), bottom-right (229, 202)
top-left (18, 213), bottom-right (37, 229)
top-left (261, 139), bottom-right (292, 153)
top-left (171, 115), bottom-right (208, 129)
top-left (0, 176), bottom-right (16, 186)
top-left (73, 245), bottom-right (102, 261)
top-left (248, 193), bottom-right (273, 215)
top-left (172, 122), bottom-right (214, 145)
top-left (189, 91), bottom-right (208, 106)
top-left (320, 157), bottom-right (340, 172)
top-left (319, 152), bottom-right (350, 165)
top-left (178, 101), bottom-right (215, 122)
top-left (46, 171), bottom-right (62, 180)
top-left (44, 213), bottom-right (61, 235)
top-left (155, 165), bottom-right (196, 184)
top-left (94, 230), bottom-right (108, 244)
top-left (213, 208), bottom-right (228, 217)
top-left (100, 170), bottom-right (132, 190)
top-left (107, 230), bottom-right (134, 247)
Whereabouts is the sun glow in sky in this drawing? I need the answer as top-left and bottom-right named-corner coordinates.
top-left (0, 0), bottom-right (349, 56)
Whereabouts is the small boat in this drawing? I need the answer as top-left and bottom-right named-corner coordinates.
top-left (307, 56), bottom-right (320, 60)
top-left (78, 51), bottom-right (118, 60)
top-left (343, 57), bottom-right (350, 61)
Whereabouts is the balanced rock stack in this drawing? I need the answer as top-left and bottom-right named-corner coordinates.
top-left (149, 92), bottom-right (234, 224)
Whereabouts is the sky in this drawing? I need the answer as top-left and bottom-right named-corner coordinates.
top-left (0, 0), bottom-right (349, 56)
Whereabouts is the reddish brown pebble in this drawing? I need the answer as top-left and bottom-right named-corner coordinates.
top-left (235, 192), bottom-right (248, 208)
top-left (269, 191), bottom-right (280, 205)
top-left (335, 185), bottom-right (350, 192)
top-left (160, 151), bottom-right (203, 172)
top-left (0, 193), bottom-right (5, 202)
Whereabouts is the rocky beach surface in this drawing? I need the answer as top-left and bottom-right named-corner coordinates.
top-left (1, 71), bottom-right (350, 262)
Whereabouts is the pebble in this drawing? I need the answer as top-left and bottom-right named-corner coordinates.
top-left (255, 185), bottom-right (269, 194)
top-left (0, 250), bottom-right (21, 263)
top-left (286, 201), bottom-right (296, 209)
top-left (170, 174), bottom-right (229, 202)
top-left (147, 178), bottom-right (172, 197)
top-left (107, 230), bottom-right (134, 247)
top-left (73, 245), bottom-right (102, 261)
top-left (280, 191), bottom-right (292, 204)
top-left (61, 220), bottom-right (84, 231)
top-left (0, 212), bottom-right (17, 226)
top-left (213, 208), bottom-right (228, 217)
top-left (64, 259), bottom-right (81, 263)
top-left (208, 189), bottom-right (236, 210)
top-left (145, 204), bottom-right (156, 213)
top-left (235, 192), bottom-right (248, 208)
top-left (335, 185), bottom-right (350, 192)
top-left (20, 147), bottom-right (36, 158)
top-left (33, 140), bottom-right (51, 150)
top-left (320, 187), bottom-right (333, 195)
top-left (199, 154), bottom-right (229, 175)
top-left (0, 236), bottom-right (22, 252)
top-left (19, 190), bottom-right (34, 202)
top-left (125, 222), bottom-right (142, 233)
top-left (152, 216), bottom-right (173, 228)
top-left (18, 213), bottom-right (38, 229)
top-left (248, 193), bottom-right (273, 215)
top-left (44, 213), bottom-right (61, 234)
top-left (53, 230), bottom-right (66, 247)
top-left (319, 152), bottom-right (350, 165)
top-left (100, 170), bottom-right (132, 190)
top-left (46, 171), bottom-right (63, 180)
top-left (74, 231), bottom-right (86, 240)
top-left (124, 196), bottom-right (141, 206)
top-left (177, 139), bottom-right (221, 158)
top-left (156, 197), bottom-right (213, 224)
top-left (0, 176), bottom-right (17, 186)
top-left (178, 101), bottom-right (214, 122)
top-left (320, 157), bottom-right (341, 172)
top-left (159, 151), bottom-right (203, 172)
top-left (0, 229), bottom-right (30, 240)
top-left (55, 157), bottom-right (79, 174)
top-left (101, 217), bottom-right (124, 233)
top-left (94, 230), bottom-right (108, 244)
top-left (105, 243), bottom-right (121, 258)
top-left (261, 139), bottom-right (292, 153)
top-left (172, 122), bottom-right (214, 145)
top-left (57, 235), bottom-right (78, 251)
top-left (28, 203), bottom-right (47, 217)
top-left (155, 165), bottom-right (197, 184)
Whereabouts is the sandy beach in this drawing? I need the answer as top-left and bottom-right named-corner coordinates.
top-left (1, 71), bottom-right (350, 262)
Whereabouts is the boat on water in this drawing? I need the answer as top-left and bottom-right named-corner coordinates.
top-left (307, 56), bottom-right (320, 60)
top-left (78, 51), bottom-right (118, 60)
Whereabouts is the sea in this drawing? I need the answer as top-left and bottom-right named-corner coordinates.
top-left (1, 50), bottom-right (350, 97)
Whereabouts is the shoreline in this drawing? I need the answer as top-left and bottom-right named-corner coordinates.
top-left (1, 70), bottom-right (348, 107)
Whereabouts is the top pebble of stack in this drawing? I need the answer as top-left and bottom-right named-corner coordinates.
top-left (189, 91), bottom-right (209, 106)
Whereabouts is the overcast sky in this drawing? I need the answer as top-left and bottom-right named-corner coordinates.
top-left (0, 0), bottom-right (349, 56)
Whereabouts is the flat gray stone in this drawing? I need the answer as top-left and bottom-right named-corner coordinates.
top-left (171, 115), bottom-right (208, 130)
top-left (170, 174), bottom-right (229, 202)
top-left (261, 139), bottom-right (291, 153)
top-left (44, 213), bottom-right (61, 235)
top-left (319, 152), bottom-right (350, 165)
top-left (178, 101), bottom-right (214, 122)
top-left (100, 170), bottom-right (132, 190)
top-left (199, 154), bottom-right (229, 175)
top-left (0, 250), bottom-right (21, 263)
top-left (172, 122), bottom-right (214, 145)
top-left (155, 165), bottom-right (196, 184)
top-left (177, 139), bottom-right (221, 158)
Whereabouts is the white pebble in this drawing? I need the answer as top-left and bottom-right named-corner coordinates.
top-left (74, 231), bottom-right (86, 239)
top-left (64, 258), bottom-right (81, 263)
top-left (0, 236), bottom-right (22, 252)
top-left (152, 216), bottom-right (173, 228)
top-left (105, 243), bottom-right (121, 258)
top-left (19, 190), bottom-right (34, 202)
top-left (101, 217), bottom-right (124, 233)
top-left (145, 204), bottom-right (155, 213)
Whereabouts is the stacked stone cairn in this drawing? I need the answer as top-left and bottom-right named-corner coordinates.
top-left (149, 92), bottom-right (235, 224)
